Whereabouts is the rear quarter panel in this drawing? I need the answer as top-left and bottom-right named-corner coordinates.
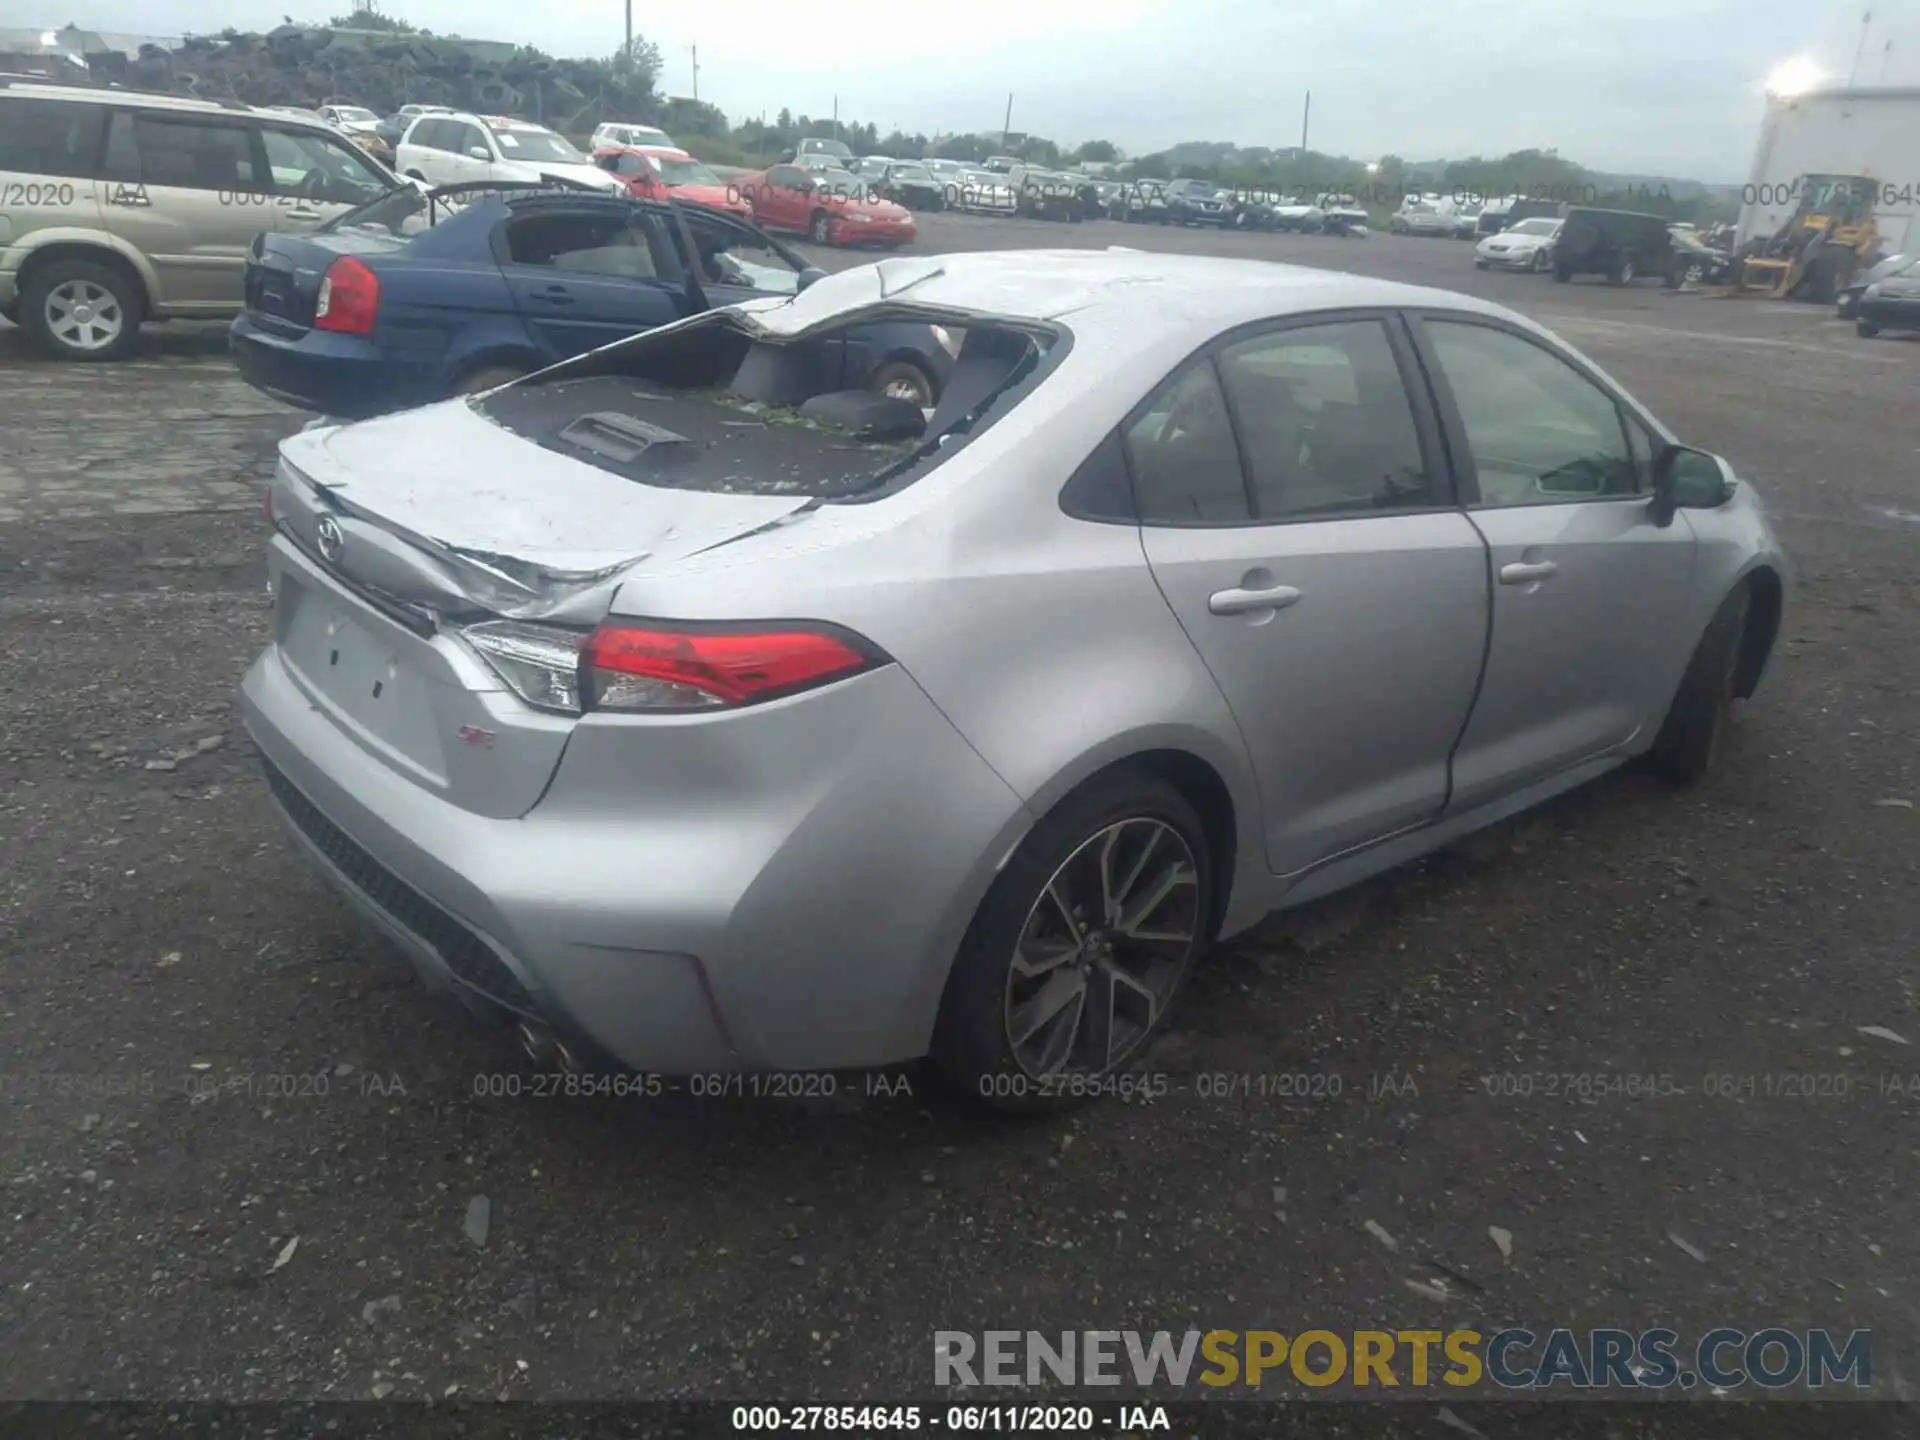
top-left (603, 337), bottom-right (1269, 936)
top-left (370, 257), bottom-right (539, 390)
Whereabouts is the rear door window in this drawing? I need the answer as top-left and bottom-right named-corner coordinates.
top-left (104, 112), bottom-right (259, 193)
top-left (0, 97), bottom-right (107, 179)
top-left (504, 210), bottom-right (661, 278)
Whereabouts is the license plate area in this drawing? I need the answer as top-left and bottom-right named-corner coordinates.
top-left (277, 570), bottom-right (448, 783)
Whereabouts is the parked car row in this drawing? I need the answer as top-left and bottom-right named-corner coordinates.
top-left (0, 78), bottom-right (955, 404)
top-left (1472, 206), bottom-right (1739, 290)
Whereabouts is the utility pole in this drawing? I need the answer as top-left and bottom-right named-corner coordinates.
top-left (1849, 10), bottom-right (1872, 85)
top-left (622, 0), bottom-right (631, 68)
top-left (832, 94), bottom-right (839, 140)
top-left (690, 44), bottom-right (699, 101)
top-left (1300, 90), bottom-right (1311, 157)
top-left (1882, 37), bottom-right (1894, 82)
top-left (1003, 92), bottom-right (1013, 149)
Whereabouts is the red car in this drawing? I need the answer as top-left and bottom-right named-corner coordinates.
top-left (736, 161), bottom-right (917, 248)
top-left (591, 145), bottom-right (752, 220)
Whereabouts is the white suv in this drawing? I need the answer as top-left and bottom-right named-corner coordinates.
top-left (589, 121), bottom-right (673, 150)
top-left (396, 112), bottom-right (624, 194)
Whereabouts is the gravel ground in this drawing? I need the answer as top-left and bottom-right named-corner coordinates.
top-left (1, 217), bottom-right (1917, 1410)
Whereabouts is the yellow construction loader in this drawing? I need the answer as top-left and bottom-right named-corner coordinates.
top-left (1735, 174), bottom-right (1880, 303)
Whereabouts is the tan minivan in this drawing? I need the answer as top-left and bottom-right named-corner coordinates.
top-left (0, 79), bottom-right (402, 360)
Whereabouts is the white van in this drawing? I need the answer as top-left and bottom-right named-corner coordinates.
top-left (590, 121), bottom-right (674, 151)
top-left (397, 112), bottom-right (625, 194)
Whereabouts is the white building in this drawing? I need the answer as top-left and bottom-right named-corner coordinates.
top-left (1738, 85), bottom-right (1920, 253)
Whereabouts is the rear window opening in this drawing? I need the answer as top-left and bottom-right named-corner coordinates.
top-left (475, 311), bottom-right (1057, 501)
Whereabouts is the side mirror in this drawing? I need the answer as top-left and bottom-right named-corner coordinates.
top-left (1651, 445), bottom-right (1734, 526)
top-left (467, 146), bottom-right (490, 161)
top-left (797, 266), bottom-right (827, 291)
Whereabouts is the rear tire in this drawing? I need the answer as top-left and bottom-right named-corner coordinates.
top-left (1646, 585), bottom-right (1751, 785)
top-left (1857, 319), bottom-right (1881, 337)
top-left (867, 359), bottom-right (935, 407)
top-left (1553, 264), bottom-right (1573, 282)
top-left (932, 770), bottom-right (1213, 1114)
top-left (22, 257), bottom-right (143, 362)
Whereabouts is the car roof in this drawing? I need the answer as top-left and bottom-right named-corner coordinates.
top-left (0, 77), bottom-right (332, 128)
top-left (744, 248), bottom-right (1535, 352)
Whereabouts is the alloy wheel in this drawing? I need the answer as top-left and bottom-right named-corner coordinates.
top-left (45, 280), bottom-right (125, 353)
top-left (881, 372), bottom-right (931, 407)
top-left (1002, 818), bottom-right (1200, 1078)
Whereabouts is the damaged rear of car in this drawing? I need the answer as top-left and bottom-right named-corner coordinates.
top-left (241, 268), bottom-right (1063, 1077)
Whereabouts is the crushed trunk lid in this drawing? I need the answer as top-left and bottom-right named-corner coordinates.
top-left (277, 397), bottom-right (816, 619)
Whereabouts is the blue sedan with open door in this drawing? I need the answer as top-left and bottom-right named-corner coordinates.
top-left (230, 181), bottom-right (956, 419)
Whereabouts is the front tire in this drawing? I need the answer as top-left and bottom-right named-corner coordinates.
top-left (22, 258), bottom-right (143, 361)
top-left (808, 211), bottom-right (833, 245)
top-left (933, 771), bottom-right (1213, 1113)
top-left (1857, 319), bottom-right (1881, 338)
top-left (1646, 585), bottom-right (1751, 785)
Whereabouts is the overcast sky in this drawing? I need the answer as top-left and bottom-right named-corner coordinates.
top-left (51, 0), bottom-right (1919, 179)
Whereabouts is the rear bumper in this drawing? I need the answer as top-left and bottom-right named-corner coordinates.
top-left (1858, 296), bottom-right (1920, 328)
top-left (240, 539), bottom-right (1033, 1074)
top-left (230, 313), bottom-right (438, 420)
top-left (831, 218), bottom-right (916, 246)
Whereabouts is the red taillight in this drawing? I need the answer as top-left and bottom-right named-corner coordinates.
top-left (314, 257), bottom-right (379, 335)
top-left (581, 623), bottom-right (882, 711)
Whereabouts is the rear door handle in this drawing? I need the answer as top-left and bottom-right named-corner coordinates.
top-left (1209, 584), bottom-right (1302, 616)
top-left (1499, 560), bottom-right (1559, 585)
top-left (531, 287), bottom-right (576, 305)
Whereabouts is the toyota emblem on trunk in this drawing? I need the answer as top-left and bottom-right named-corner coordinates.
top-left (315, 515), bottom-right (344, 564)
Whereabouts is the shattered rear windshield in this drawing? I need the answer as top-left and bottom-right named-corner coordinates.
top-left (474, 312), bottom-right (1056, 501)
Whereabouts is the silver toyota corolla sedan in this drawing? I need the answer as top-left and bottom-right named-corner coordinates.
top-left (241, 248), bottom-right (1789, 1110)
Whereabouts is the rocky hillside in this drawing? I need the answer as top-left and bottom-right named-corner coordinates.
top-left (83, 24), bottom-right (654, 131)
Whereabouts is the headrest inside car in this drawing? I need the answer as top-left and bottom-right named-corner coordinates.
top-left (797, 390), bottom-right (928, 440)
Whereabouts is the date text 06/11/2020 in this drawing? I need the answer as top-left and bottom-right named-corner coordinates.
top-left (729, 1406), bottom-right (1167, 1433)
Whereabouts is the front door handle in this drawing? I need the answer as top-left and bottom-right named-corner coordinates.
top-left (1499, 560), bottom-right (1559, 585)
top-left (531, 287), bottom-right (576, 305)
top-left (1209, 584), bottom-right (1302, 616)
